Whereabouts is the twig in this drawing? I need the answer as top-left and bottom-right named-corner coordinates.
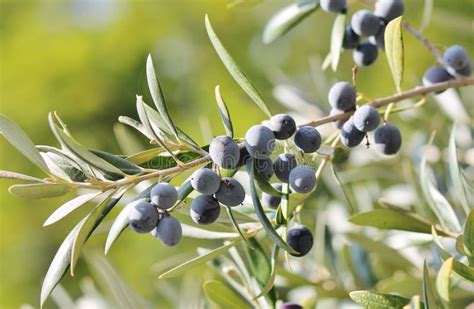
top-left (402, 21), bottom-right (443, 63)
top-left (301, 77), bottom-right (474, 127)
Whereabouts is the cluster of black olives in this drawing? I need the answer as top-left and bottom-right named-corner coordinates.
top-left (321, 0), bottom-right (404, 67)
top-left (423, 45), bottom-right (473, 92)
top-left (329, 81), bottom-right (402, 155)
top-left (128, 182), bottom-right (182, 247)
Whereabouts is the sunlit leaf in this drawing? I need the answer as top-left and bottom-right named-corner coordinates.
top-left (203, 280), bottom-right (253, 309)
top-left (205, 15), bottom-right (272, 117)
top-left (436, 257), bottom-right (453, 304)
top-left (9, 183), bottom-right (71, 199)
top-left (0, 170), bottom-right (43, 182)
top-left (407, 295), bottom-right (422, 309)
top-left (448, 124), bottom-right (470, 214)
top-left (254, 170), bottom-right (282, 197)
top-left (262, 1), bottom-right (318, 44)
top-left (118, 116), bottom-right (154, 140)
top-left (214, 85), bottom-right (234, 138)
top-left (419, 0), bottom-right (433, 32)
top-left (146, 54), bottom-right (179, 140)
top-left (464, 209), bottom-right (474, 257)
top-left (420, 147), bottom-right (462, 233)
top-left (0, 115), bottom-right (49, 173)
top-left (48, 113), bottom-right (125, 176)
top-left (349, 209), bottom-right (449, 235)
top-left (255, 245), bottom-right (279, 299)
top-left (329, 14), bottom-right (346, 71)
top-left (246, 238), bottom-right (271, 287)
top-left (225, 206), bottom-right (252, 247)
top-left (247, 160), bottom-right (297, 255)
top-left (37, 146), bottom-right (90, 182)
top-left (384, 16), bottom-right (404, 92)
top-left (127, 148), bottom-right (165, 165)
top-left (422, 261), bottom-right (439, 308)
top-left (182, 224), bottom-right (238, 239)
top-left (159, 240), bottom-right (241, 279)
top-left (70, 189), bottom-right (124, 275)
top-left (41, 220), bottom-right (83, 307)
top-left (44, 192), bottom-right (101, 226)
top-left (349, 290), bottom-right (411, 308)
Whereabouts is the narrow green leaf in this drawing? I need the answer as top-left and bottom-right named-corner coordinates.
top-left (0, 115), bottom-right (49, 173)
top-left (384, 16), bottom-right (404, 92)
top-left (247, 160), bottom-right (298, 255)
top-left (349, 209), bottom-right (442, 235)
top-left (451, 259), bottom-right (474, 282)
top-left (246, 238), bottom-right (271, 287)
top-left (136, 96), bottom-right (180, 163)
top-left (431, 226), bottom-right (451, 260)
top-left (262, 1), bottom-right (318, 44)
top-left (146, 54), bottom-right (179, 140)
top-left (330, 14), bottom-right (346, 71)
top-left (422, 261), bottom-right (439, 309)
top-left (41, 220), bottom-right (83, 307)
top-left (0, 170), bottom-right (43, 182)
top-left (203, 280), bottom-right (253, 309)
top-left (448, 124), bottom-right (470, 214)
top-left (70, 189), bottom-right (124, 275)
top-left (281, 183), bottom-right (290, 221)
top-left (113, 123), bottom-right (144, 155)
top-left (48, 113), bottom-right (125, 176)
top-left (182, 225), bottom-right (238, 239)
top-left (143, 104), bottom-right (202, 152)
top-left (9, 183), bottom-right (71, 199)
top-left (89, 149), bottom-right (142, 175)
top-left (255, 246), bottom-right (279, 299)
top-left (159, 240), bottom-right (241, 279)
top-left (419, 0), bottom-right (433, 32)
top-left (40, 189), bottom-right (122, 306)
top-left (127, 148), bottom-right (165, 165)
top-left (205, 15), bottom-right (272, 117)
top-left (118, 116), bottom-right (154, 140)
top-left (420, 149), bottom-right (462, 233)
top-left (44, 192), bottom-right (101, 226)
top-left (349, 290), bottom-right (411, 308)
top-left (436, 257), bottom-right (453, 304)
top-left (40, 149), bottom-right (89, 182)
top-left (464, 209), bottom-right (474, 256)
top-left (255, 171), bottom-right (283, 197)
top-left (214, 85), bottom-right (234, 138)
top-left (225, 206), bottom-right (252, 247)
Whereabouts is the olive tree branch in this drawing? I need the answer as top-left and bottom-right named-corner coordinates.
top-left (301, 76), bottom-right (474, 128)
top-left (56, 77), bottom-right (473, 191)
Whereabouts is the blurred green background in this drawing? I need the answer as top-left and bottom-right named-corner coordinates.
top-left (0, 0), bottom-right (473, 308)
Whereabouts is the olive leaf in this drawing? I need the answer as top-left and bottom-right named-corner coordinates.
top-left (225, 206), bottom-right (252, 247)
top-left (384, 16), bottom-right (404, 92)
top-left (420, 145), bottom-right (462, 233)
top-left (348, 208), bottom-right (451, 236)
top-left (262, 1), bottom-right (318, 44)
top-left (9, 183), bottom-right (71, 199)
top-left (329, 14), bottom-right (346, 72)
top-left (0, 170), bottom-right (43, 182)
top-left (118, 116), bottom-right (154, 141)
top-left (182, 225), bottom-right (239, 240)
top-left (203, 280), bottom-right (253, 309)
top-left (423, 260), bottom-right (440, 308)
top-left (0, 115), bottom-right (49, 173)
top-left (349, 290), bottom-right (411, 308)
top-left (247, 159), bottom-right (298, 255)
top-left (436, 257), bottom-right (453, 304)
top-left (89, 149), bottom-right (142, 175)
top-left (48, 113), bottom-right (125, 176)
top-left (214, 85), bottom-right (234, 138)
top-left (246, 238), bottom-right (271, 287)
top-left (448, 124), bottom-right (470, 214)
top-left (464, 209), bottom-right (474, 257)
top-left (146, 54), bottom-right (179, 140)
top-left (205, 15), bottom-right (272, 117)
top-left (70, 189), bottom-right (125, 275)
top-left (159, 239), bottom-right (241, 279)
top-left (44, 191), bottom-right (101, 226)
top-left (254, 245), bottom-right (279, 299)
